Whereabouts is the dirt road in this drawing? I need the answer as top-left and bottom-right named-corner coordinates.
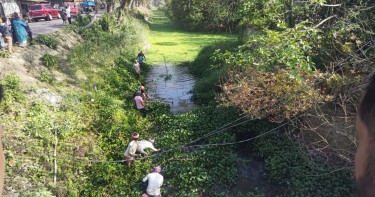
top-left (29, 10), bottom-right (105, 36)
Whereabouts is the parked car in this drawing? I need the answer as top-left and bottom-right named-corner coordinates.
top-left (29, 4), bottom-right (60, 22)
top-left (64, 2), bottom-right (80, 16)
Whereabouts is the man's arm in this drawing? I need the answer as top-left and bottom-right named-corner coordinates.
top-left (142, 175), bottom-right (148, 182)
top-left (149, 143), bottom-right (158, 152)
top-left (159, 176), bottom-right (163, 187)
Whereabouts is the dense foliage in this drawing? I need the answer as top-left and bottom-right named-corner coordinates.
top-left (256, 133), bottom-right (355, 196)
top-left (165, 0), bottom-right (243, 32)
top-left (35, 34), bottom-right (60, 49)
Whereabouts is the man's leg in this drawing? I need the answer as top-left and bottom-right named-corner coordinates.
top-left (140, 108), bottom-right (147, 118)
top-left (125, 156), bottom-right (131, 168)
top-left (28, 32), bottom-right (33, 42)
top-left (68, 17), bottom-right (72, 24)
top-left (4, 37), bottom-right (12, 53)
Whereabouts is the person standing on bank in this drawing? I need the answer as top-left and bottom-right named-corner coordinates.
top-left (124, 133), bottom-right (140, 169)
top-left (65, 6), bottom-right (72, 24)
top-left (137, 138), bottom-right (161, 157)
top-left (133, 58), bottom-right (140, 78)
top-left (142, 166), bottom-right (163, 197)
top-left (0, 17), bottom-right (13, 53)
top-left (139, 85), bottom-right (150, 101)
top-left (11, 12), bottom-right (28, 47)
top-left (22, 14), bottom-right (32, 43)
top-left (134, 91), bottom-right (146, 118)
top-left (137, 51), bottom-right (146, 66)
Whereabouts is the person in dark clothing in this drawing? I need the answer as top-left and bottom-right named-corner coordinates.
top-left (22, 15), bottom-right (32, 42)
top-left (137, 51), bottom-right (146, 66)
top-left (0, 17), bottom-right (13, 53)
top-left (59, 10), bottom-right (67, 25)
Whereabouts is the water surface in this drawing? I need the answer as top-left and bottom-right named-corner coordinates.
top-left (146, 63), bottom-right (195, 113)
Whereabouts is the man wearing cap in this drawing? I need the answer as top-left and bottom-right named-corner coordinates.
top-left (142, 166), bottom-right (163, 197)
top-left (137, 138), bottom-right (161, 157)
top-left (134, 91), bottom-right (147, 117)
top-left (124, 133), bottom-right (140, 168)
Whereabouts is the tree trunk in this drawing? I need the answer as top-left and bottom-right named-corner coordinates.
top-left (107, 0), bottom-right (114, 12)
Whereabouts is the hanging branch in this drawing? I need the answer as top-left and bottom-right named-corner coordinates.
top-left (314, 15), bottom-right (337, 28)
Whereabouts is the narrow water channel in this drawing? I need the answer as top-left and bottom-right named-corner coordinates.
top-left (146, 63), bottom-right (195, 113)
top-left (146, 63), bottom-right (284, 196)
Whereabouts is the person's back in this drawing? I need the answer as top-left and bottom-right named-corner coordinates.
top-left (143, 172), bottom-right (163, 196)
top-left (137, 55), bottom-right (144, 64)
top-left (12, 18), bottom-right (27, 46)
top-left (134, 95), bottom-right (144, 109)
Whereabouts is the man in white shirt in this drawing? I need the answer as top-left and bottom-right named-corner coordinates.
top-left (133, 58), bottom-right (140, 78)
top-left (143, 166), bottom-right (163, 197)
top-left (124, 133), bottom-right (140, 168)
top-left (65, 6), bottom-right (71, 24)
top-left (137, 138), bottom-right (161, 157)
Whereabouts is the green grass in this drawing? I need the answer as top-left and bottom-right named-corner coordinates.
top-left (146, 10), bottom-right (236, 64)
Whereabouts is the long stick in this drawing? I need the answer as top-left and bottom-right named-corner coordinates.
top-left (54, 128), bottom-right (57, 185)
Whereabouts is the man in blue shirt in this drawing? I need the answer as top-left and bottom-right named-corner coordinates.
top-left (11, 12), bottom-right (28, 47)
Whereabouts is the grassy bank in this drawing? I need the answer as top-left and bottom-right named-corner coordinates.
top-left (0, 11), bottom-right (245, 196)
top-left (146, 10), bottom-right (236, 64)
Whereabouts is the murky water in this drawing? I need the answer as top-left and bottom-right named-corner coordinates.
top-left (231, 150), bottom-right (285, 196)
top-left (146, 63), bottom-right (195, 113)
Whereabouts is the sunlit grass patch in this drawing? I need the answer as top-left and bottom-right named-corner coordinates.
top-left (146, 10), bottom-right (237, 64)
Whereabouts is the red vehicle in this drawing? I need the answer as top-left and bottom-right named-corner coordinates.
top-left (64, 2), bottom-right (80, 16)
top-left (29, 4), bottom-right (61, 22)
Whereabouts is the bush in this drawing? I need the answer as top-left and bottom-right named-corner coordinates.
top-left (35, 34), bottom-right (60, 49)
top-left (41, 53), bottom-right (58, 70)
top-left (75, 13), bottom-right (91, 27)
top-left (1, 73), bottom-right (24, 102)
top-left (38, 69), bottom-right (55, 83)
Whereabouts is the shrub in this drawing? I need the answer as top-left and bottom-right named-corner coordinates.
top-left (38, 69), bottom-right (55, 83)
top-left (75, 13), bottom-right (91, 27)
top-left (35, 34), bottom-right (60, 49)
top-left (0, 50), bottom-right (10, 58)
top-left (1, 73), bottom-right (24, 102)
top-left (41, 53), bottom-right (58, 70)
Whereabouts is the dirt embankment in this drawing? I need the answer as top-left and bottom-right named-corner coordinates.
top-left (0, 28), bottom-right (83, 90)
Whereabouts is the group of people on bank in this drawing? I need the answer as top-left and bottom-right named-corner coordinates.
top-left (0, 12), bottom-right (32, 53)
top-left (0, 6), bottom-right (73, 54)
top-left (130, 52), bottom-right (163, 197)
